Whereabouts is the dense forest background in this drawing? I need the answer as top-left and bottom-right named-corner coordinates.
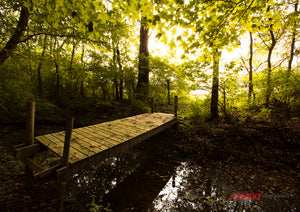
top-left (0, 0), bottom-right (299, 122)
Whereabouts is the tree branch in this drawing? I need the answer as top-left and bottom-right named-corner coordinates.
top-left (0, 6), bottom-right (29, 65)
top-left (19, 32), bottom-right (107, 45)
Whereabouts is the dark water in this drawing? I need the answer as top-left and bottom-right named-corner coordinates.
top-left (0, 125), bottom-right (297, 211)
top-left (67, 132), bottom-right (298, 212)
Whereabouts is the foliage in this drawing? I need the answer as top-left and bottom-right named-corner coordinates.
top-left (184, 97), bottom-right (211, 126)
top-left (0, 62), bottom-right (34, 119)
top-left (87, 195), bottom-right (112, 212)
top-left (254, 107), bottom-right (272, 120)
top-left (0, 0), bottom-right (299, 120)
top-left (129, 99), bottom-right (151, 113)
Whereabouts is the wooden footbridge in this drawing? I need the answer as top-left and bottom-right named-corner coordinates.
top-left (14, 98), bottom-right (178, 211)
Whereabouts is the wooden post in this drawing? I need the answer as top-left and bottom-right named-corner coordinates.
top-left (57, 117), bottom-right (74, 212)
top-left (57, 181), bottom-right (67, 212)
top-left (61, 117), bottom-right (74, 166)
top-left (167, 79), bottom-right (170, 105)
top-left (174, 96), bottom-right (178, 117)
top-left (25, 102), bottom-right (35, 188)
top-left (151, 98), bottom-right (154, 113)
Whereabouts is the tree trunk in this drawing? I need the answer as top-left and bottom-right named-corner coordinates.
top-left (210, 49), bottom-right (221, 119)
top-left (248, 31), bottom-right (254, 103)
top-left (287, 1), bottom-right (298, 79)
top-left (136, 16), bottom-right (150, 99)
top-left (36, 35), bottom-right (47, 97)
top-left (113, 48), bottom-right (119, 100)
top-left (55, 62), bottom-right (60, 98)
top-left (80, 81), bottom-right (84, 97)
top-left (0, 6), bottom-right (29, 65)
top-left (69, 43), bottom-right (76, 97)
top-left (116, 49), bottom-right (123, 100)
top-left (53, 38), bottom-right (63, 99)
top-left (265, 5), bottom-right (276, 107)
top-left (80, 46), bottom-right (85, 97)
top-left (223, 86), bottom-right (226, 116)
top-left (167, 79), bottom-right (170, 105)
top-left (26, 33), bottom-right (33, 80)
top-left (266, 29), bottom-right (276, 107)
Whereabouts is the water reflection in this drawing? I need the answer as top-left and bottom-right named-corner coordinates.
top-left (68, 152), bottom-right (142, 207)
top-left (102, 154), bottom-right (178, 211)
top-left (66, 131), bottom-right (298, 212)
top-left (150, 161), bottom-right (298, 212)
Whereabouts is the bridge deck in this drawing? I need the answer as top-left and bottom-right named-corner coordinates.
top-left (35, 113), bottom-right (177, 164)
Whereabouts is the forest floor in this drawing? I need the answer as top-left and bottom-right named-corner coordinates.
top-left (0, 101), bottom-right (299, 211)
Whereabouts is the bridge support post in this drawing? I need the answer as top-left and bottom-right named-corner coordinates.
top-left (151, 98), bottom-right (154, 113)
top-left (62, 117), bottom-right (74, 166)
top-left (25, 102), bottom-right (35, 188)
top-left (57, 117), bottom-right (74, 212)
top-left (174, 96), bottom-right (178, 117)
top-left (57, 181), bottom-right (67, 212)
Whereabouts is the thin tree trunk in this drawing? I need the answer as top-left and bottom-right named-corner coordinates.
top-left (223, 86), bottom-right (226, 116)
top-left (0, 6), bottom-right (29, 65)
top-left (113, 48), bottom-right (119, 100)
top-left (248, 31), bottom-right (254, 103)
top-left (167, 79), bottom-right (170, 105)
top-left (137, 16), bottom-right (150, 98)
top-left (80, 46), bottom-right (85, 97)
top-left (69, 42), bottom-right (76, 97)
top-left (266, 29), bottom-right (276, 107)
top-left (80, 81), bottom-right (84, 97)
top-left (287, 1), bottom-right (298, 79)
top-left (210, 49), bottom-right (221, 119)
top-left (264, 4), bottom-right (276, 107)
top-left (116, 49), bottom-right (123, 100)
top-left (36, 35), bottom-right (47, 97)
top-left (53, 38), bottom-right (63, 99)
top-left (55, 62), bottom-right (60, 98)
top-left (286, 2), bottom-right (298, 104)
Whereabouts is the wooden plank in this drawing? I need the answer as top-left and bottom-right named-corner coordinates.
top-left (13, 143), bottom-right (26, 149)
top-left (37, 135), bottom-right (82, 163)
top-left (82, 126), bottom-right (123, 146)
top-left (71, 131), bottom-right (105, 152)
top-left (50, 133), bottom-right (96, 157)
top-left (118, 113), bottom-right (173, 128)
top-left (47, 133), bottom-right (92, 162)
top-left (34, 164), bottom-right (61, 183)
top-left (90, 124), bottom-right (140, 140)
top-left (119, 116), bottom-right (158, 127)
top-left (15, 144), bottom-right (41, 160)
top-left (88, 123), bottom-right (139, 141)
top-left (86, 124), bottom-right (128, 140)
top-left (85, 126), bottom-right (129, 148)
top-left (114, 119), bottom-right (153, 130)
top-left (102, 121), bottom-right (148, 135)
top-left (22, 157), bottom-right (44, 173)
top-left (36, 135), bottom-right (64, 157)
top-left (109, 120), bottom-right (150, 132)
top-left (74, 127), bottom-right (118, 146)
top-left (57, 117), bottom-right (177, 182)
top-left (74, 128), bottom-right (117, 148)
top-left (36, 132), bottom-right (95, 163)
